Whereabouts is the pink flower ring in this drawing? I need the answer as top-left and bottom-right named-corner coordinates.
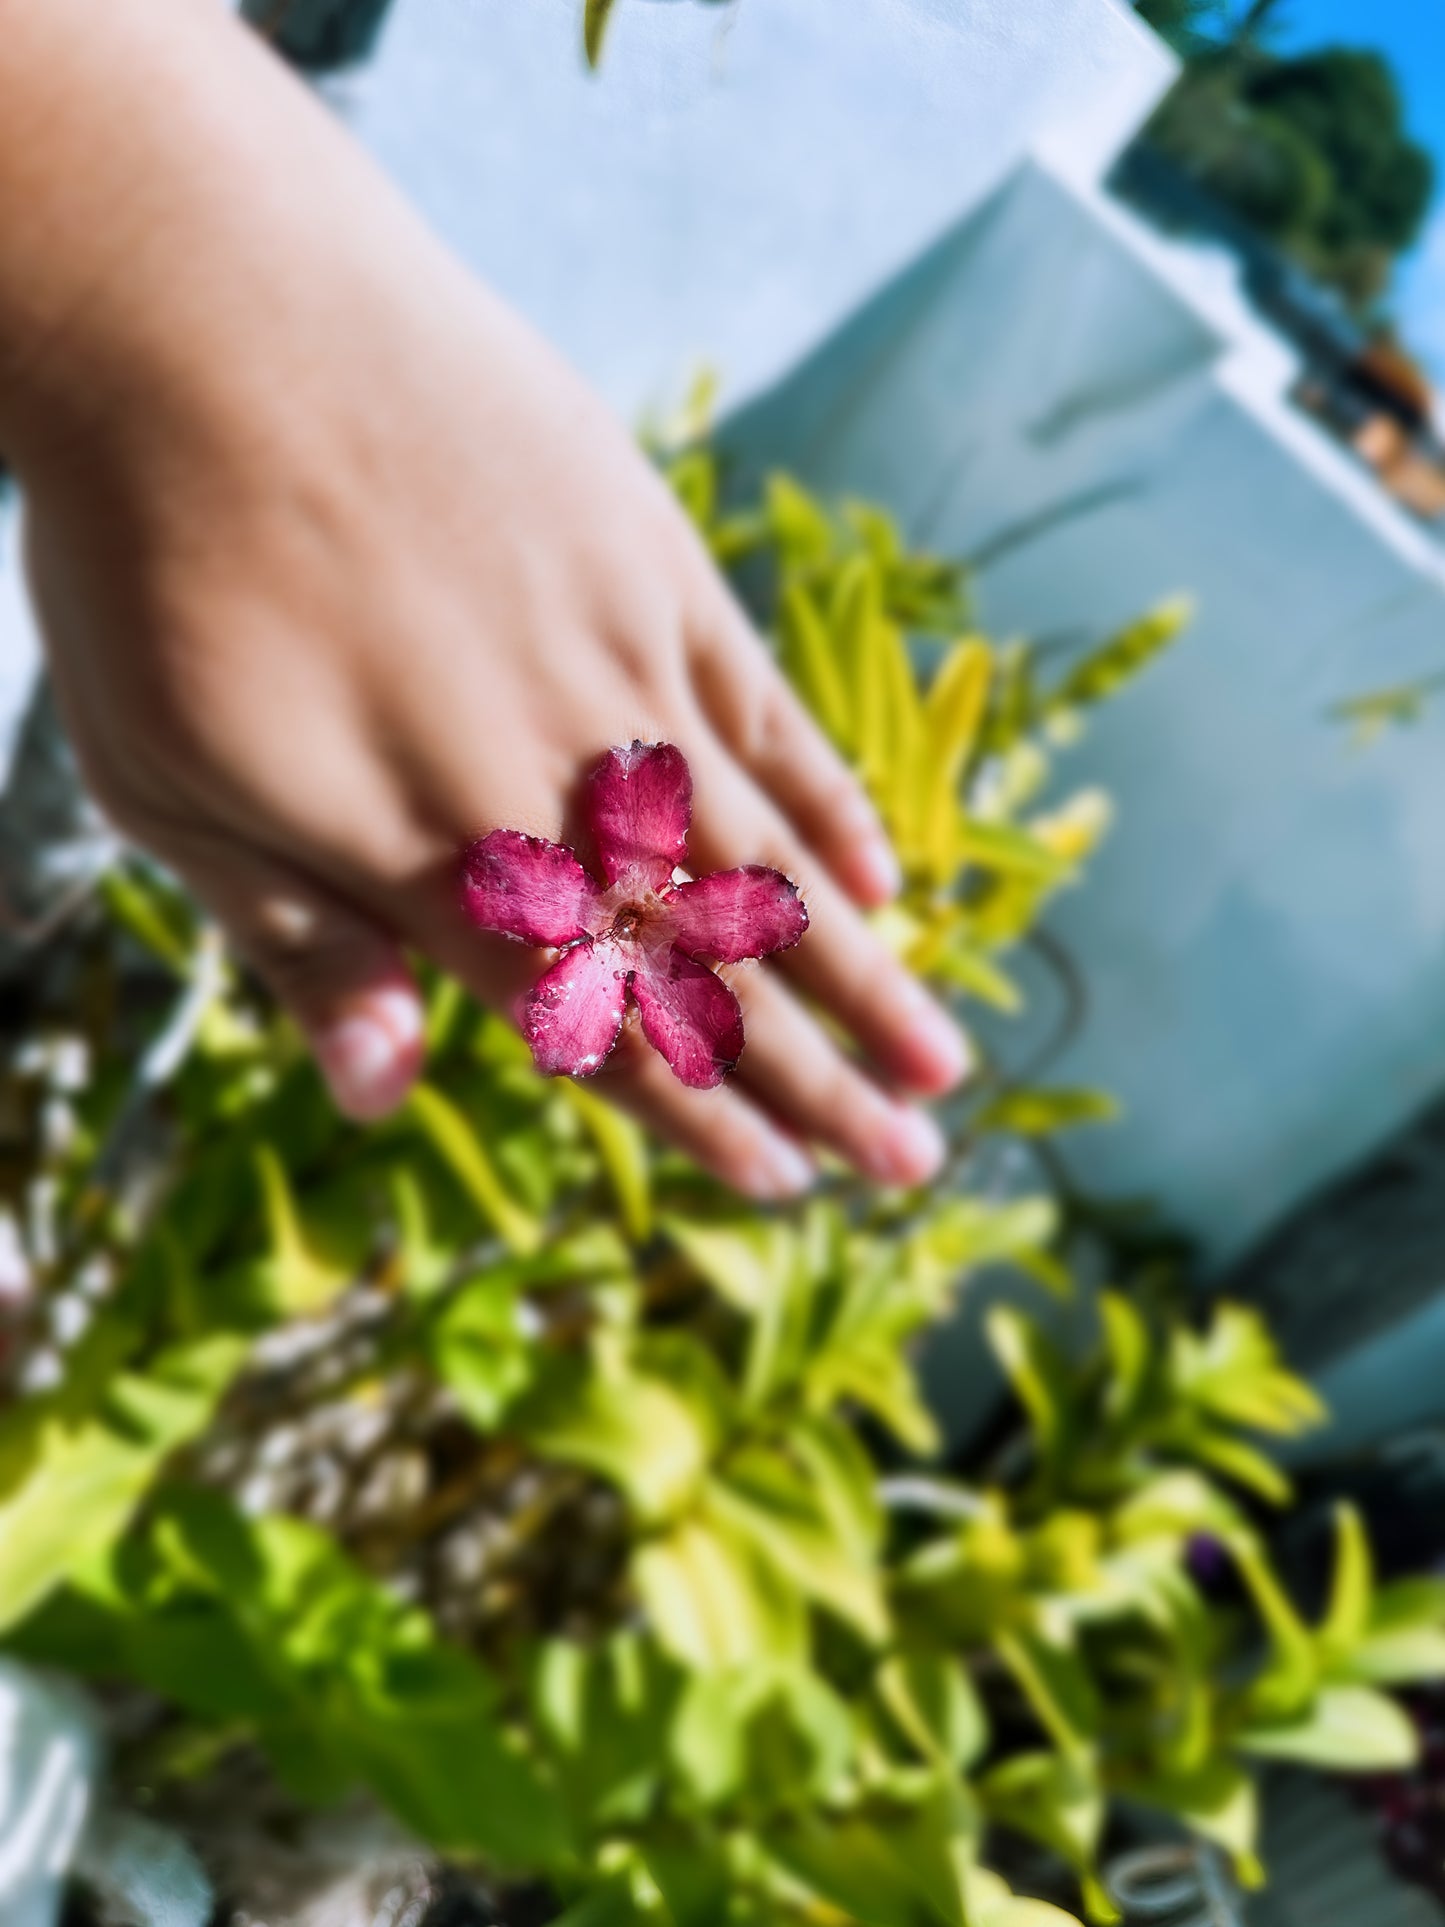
top-left (461, 742), bottom-right (808, 1089)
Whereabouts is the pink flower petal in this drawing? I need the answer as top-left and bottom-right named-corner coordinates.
top-left (631, 949), bottom-right (744, 1090)
top-left (585, 741), bottom-right (692, 892)
top-left (462, 830), bottom-right (603, 948)
top-left (520, 941), bottom-right (628, 1078)
top-left (660, 865), bottom-right (809, 965)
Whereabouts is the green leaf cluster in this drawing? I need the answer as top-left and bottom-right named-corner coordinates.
top-left (659, 431), bottom-right (1188, 1041)
top-left (1142, 42), bottom-right (1433, 307)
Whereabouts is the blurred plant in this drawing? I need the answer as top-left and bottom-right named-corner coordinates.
top-left (1130, 0), bottom-right (1229, 62)
top-left (1136, 36), bottom-right (1433, 310)
top-left (245, 0), bottom-right (728, 79)
top-left (243, 0), bottom-right (399, 73)
top-left (584, 0), bottom-right (734, 71)
top-left (2, 410), bottom-right (1440, 1927)
top-left (1329, 672), bottom-right (1445, 747)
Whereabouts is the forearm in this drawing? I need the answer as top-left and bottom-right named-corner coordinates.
top-left (0, 0), bottom-right (434, 483)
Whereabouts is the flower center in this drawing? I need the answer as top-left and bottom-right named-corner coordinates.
top-left (609, 902), bottom-right (647, 942)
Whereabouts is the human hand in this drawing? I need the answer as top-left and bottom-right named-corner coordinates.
top-left (0, 0), bottom-right (969, 1200)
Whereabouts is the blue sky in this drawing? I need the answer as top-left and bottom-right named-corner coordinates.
top-left (1270, 0), bottom-right (1445, 376)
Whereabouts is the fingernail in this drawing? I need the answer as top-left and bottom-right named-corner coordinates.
top-left (897, 981), bottom-right (972, 1092)
top-left (868, 1106), bottom-right (948, 1187)
top-left (743, 1130), bottom-right (817, 1201)
top-left (852, 836), bottom-right (903, 906)
top-left (315, 988), bottom-right (424, 1122)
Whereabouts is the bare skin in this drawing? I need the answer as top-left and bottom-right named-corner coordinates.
top-left (0, 0), bottom-right (969, 1199)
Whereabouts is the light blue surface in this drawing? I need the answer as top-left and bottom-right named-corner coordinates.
top-left (1311, 1288), bottom-right (1445, 1458)
top-left (341, 0), bottom-right (1169, 416)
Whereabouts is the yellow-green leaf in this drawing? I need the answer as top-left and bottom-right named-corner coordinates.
top-left (766, 1802), bottom-right (969, 1927)
top-left (977, 1088), bottom-right (1120, 1138)
top-left (1098, 1291), bottom-right (1151, 1426)
top-left (1237, 1684), bottom-right (1417, 1770)
top-left (513, 1348), bottom-right (718, 1523)
top-left (789, 1411), bottom-right (884, 1565)
top-left (777, 584), bottom-right (851, 747)
top-left (1332, 677), bottom-right (1445, 745)
top-left (634, 1514), bottom-right (807, 1670)
top-left (877, 1652), bottom-right (989, 1772)
top-left (1339, 1577), bottom-right (1445, 1684)
top-left (583, 0), bottom-right (618, 68)
top-left (920, 639), bottom-right (992, 877)
top-left (956, 820), bottom-right (1071, 882)
top-left (1337, 1625), bottom-right (1445, 1686)
top-left (878, 617), bottom-right (925, 850)
top-left (994, 1625), bottom-right (1098, 1759)
top-left (1178, 1426), bottom-right (1293, 1506)
top-left (1231, 1534), bottom-right (1318, 1718)
top-left (932, 941), bottom-right (1023, 1012)
top-left (986, 1308), bottom-right (1073, 1468)
top-left (662, 1215), bottom-right (796, 1314)
top-left (979, 1749), bottom-right (1107, 1910)
top-left (1320, 1503), bottom-right (1372, 1658)
top-left (251, 1144), bottom-right (355, 1316)
top-left (964, 1869), bottom-right (1084, 1927)
top-left (0, 1334), bottom-right (247, 1634)
top-left (564, 1082), bottom-right (652, 1242)
top-left (1047, 597), bottom-right (1191, 714)
top-left (837, 563), bottom-right (894, 798)
top-left (707, 1451), bottom-right (889, 1644)
top-left (406, 1082), bottom-right (541, 1255)
top-left (99, 867), bottom-right (194, 973)
top-left (1123, 1759), bottom-right (1258, 1864)
top-left (766, 473), bottom-right (835, 569)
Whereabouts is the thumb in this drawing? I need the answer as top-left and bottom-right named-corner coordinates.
top-left (182, 847), bottom-right (426, 1122)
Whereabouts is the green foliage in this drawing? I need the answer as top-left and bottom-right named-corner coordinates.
top-left (1151, 68), bottom-right (1332, 243)
top-left (1144, 42), bottom-right (1433, 305)
top-left (670, 435), bottom-right (1187, 1052)
top-left (3, 432), bottom-right (1434, 1927)
top-left (1244, 51), bottom-right (1434, 260)
top-left (0, 1333), bottom-right (246, 1636)
top-left (19, 1484), bottom-right (567, 1864)
top-left (1132, 0), bottom-right (1228, 59)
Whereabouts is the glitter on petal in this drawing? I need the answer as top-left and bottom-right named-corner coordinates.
top-left (630, 949), bottom-right (745, 1090)
top-left (584, 740), bottom-right (692, 893)
top-left (520, 941), bottom-right (628, 1078)
top-left (462, 744), bottom-right (806, 1085)
top-left (462, 830), bottom-right (604, 947)
top-left (659, 864), bottom-right (808, 965)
